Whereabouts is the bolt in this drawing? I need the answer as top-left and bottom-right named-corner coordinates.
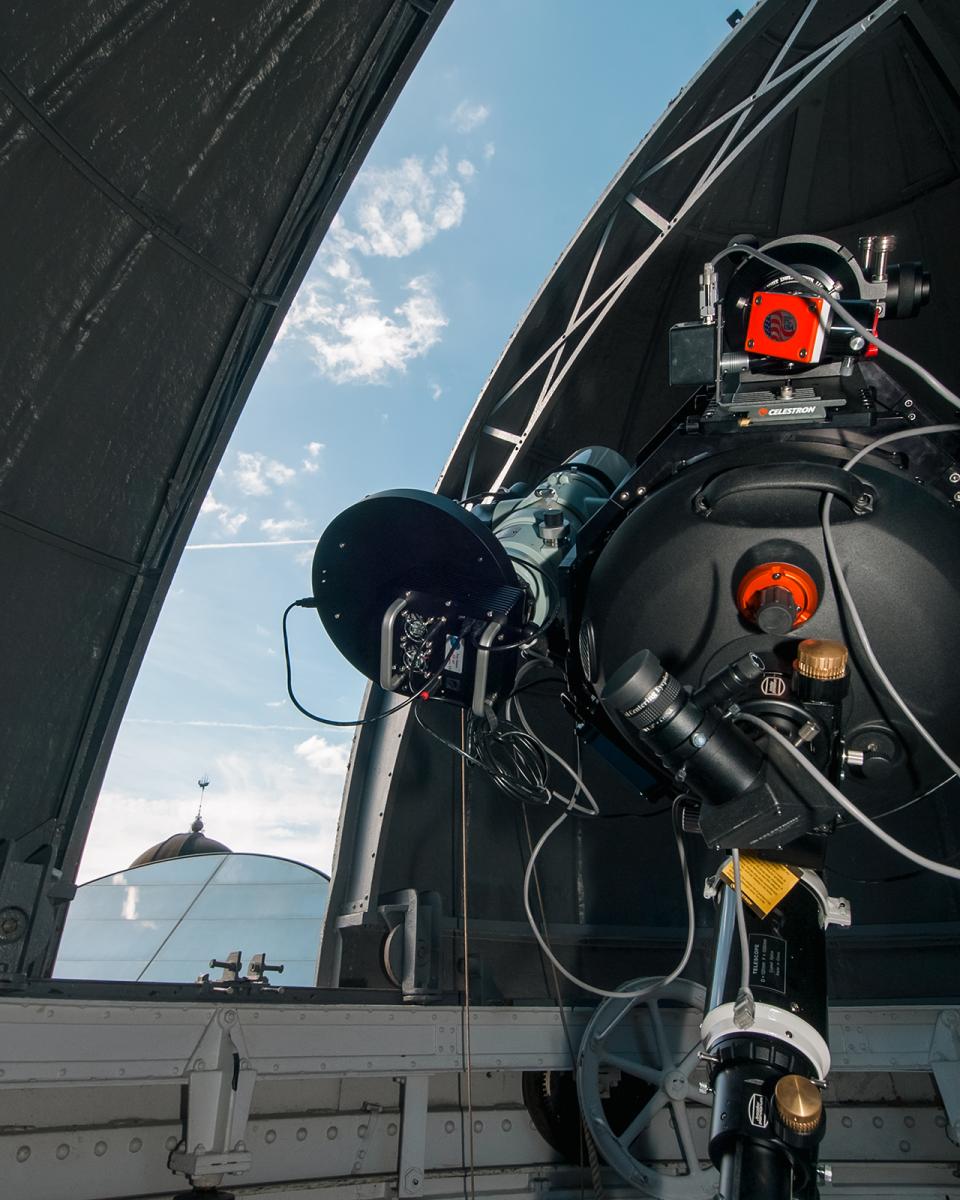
top-left (747, 339), bottom-right (755, 349)
top-left (798, 348), bottom-right (808, 359)
top-left (954, 492), bottom-right (960, 504)
top-left (691, 732), bottom-right (707, 749)
top-left (949, 472), bottom-right (960, 484)
top-left (698, 1081), bottom-right (713, 1095)
top-left (0, 907), bottom-right (27, 943)
top-left (907, 411), bottom-right (917, 421)
top-left (817, 1165), bottom-right (833, 1184)
top-left (619, 490), bottom-right (630, 502)
top-left (754, 295), bottom-right (763, 305)
top-left (849, 335), bottom-right (866, 351)
top-left (636, 486), bottom-right (647, 497)
top-left (904, 398), bottom-right (914, 407)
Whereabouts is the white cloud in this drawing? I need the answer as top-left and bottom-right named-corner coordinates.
top-left (450, 99), bottom-right (490, 133)
top-left (260, 516), bottom-right (311, 540)
top-left (349, 152), bottom-right (467, 259)
top-left (295, 735), bottom-right (351, 775)
top-left (284, 274), bottom-right (446, 385)
top-left (302, 441), bottom-right (324, 473)
top-left (233, 451), bottom-right (296, 496)
top-left (483, 141), bottom-right (496, 161)
top-left (200, 492), bottom-right (247, 536)
top-left (275, 144), bottom-right (485, 383)
top-left (430, 381), bottom-right (442, 402)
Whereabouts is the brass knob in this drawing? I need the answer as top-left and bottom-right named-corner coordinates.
top-left (775, 1074), bottom-right (822, 1134)
top-left (795, 638), bottom-right (848, 681)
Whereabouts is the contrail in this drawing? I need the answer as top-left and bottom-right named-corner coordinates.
top-left (185, 538), bottom-right (315, 550)
top-left (126, 718), bottom-right (309, 732)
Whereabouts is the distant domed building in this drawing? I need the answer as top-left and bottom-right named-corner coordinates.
top-left (55, 812), bottom-right (329, 986)
top-left (128, 814), bottom-right (231, 867)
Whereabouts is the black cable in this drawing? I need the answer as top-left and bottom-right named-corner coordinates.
top-left (507, 677), bottom-right (566, 697)
top-left (832, 775), bottom-right (956, 830)
top-left (415, 703), bottom-right (553, 806)
top-left (459, 489), bottom-right (511, 507)
top-left (826, 843), bottom-right (960, 886)
top-left (283, 598), bottom-right (453, 728)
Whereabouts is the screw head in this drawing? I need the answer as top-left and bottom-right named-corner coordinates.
top-left (0, 908), bottom-right (27, 944)
top-left (798, 348), bottom-right (808, 359)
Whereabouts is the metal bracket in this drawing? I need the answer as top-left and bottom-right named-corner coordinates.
top-left (378, 889), bottom-right (442, 1003)
top-left (168, 1007), bottom-right (256, 1188)
top-left (397, 1074), bottom-right (429, 1197)
top-left (931, 1008), bottom-right (960, 1145)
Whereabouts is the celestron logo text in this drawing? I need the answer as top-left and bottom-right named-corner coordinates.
top-left (757, 405), bottom-right (817, 417)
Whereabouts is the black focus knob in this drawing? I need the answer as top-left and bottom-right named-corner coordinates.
top-left (848, 728), bottom-right (899, 781)
top-left (753, 585), bottom-right (798, 635)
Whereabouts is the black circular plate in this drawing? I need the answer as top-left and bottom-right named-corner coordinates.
top-left (312, 490), bottom-right (517, 684)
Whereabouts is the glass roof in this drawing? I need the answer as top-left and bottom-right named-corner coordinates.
top-left (55, 852), bottom-right (329, 986)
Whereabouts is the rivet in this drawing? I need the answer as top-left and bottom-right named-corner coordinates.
top-left (16, 1146), bottom-right (30, 1163)
top-left (56, 1144), bottom-right (70, 1160)
top-left (387, 1123), bottom-right (398, 1136)
top-left (873, 1116), bottom-right (884, 1128)
top-left (297, 1128), bottom-right (308, 1142)
top-left (501, 1119), bottom-right (512, 1132)
top-left (94, 1141), bottom-right (107, 1157)
top-left (165, 1136), bottom-right (179, 1151)
top-left (473, 1120), bottom-right (484, 1133)
top-left (129, 1138), bottom-right (142, 1153)
top-left (899, 1140), bottom-right (910, 1152)
top-left (445, 1121), bottom-right (456, 1134)
top-left (327, 1127), bottom-right (338, 1140)
top-left (265, 1130), bottom-right (277, 1144)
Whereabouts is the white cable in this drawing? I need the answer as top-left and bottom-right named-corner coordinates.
top-left (738, 713), bottom-right (960, 883)
top-left (821, 424), bottom-right (960, 781)
top-left (522, 801), bottom-right (696, 1000)
top-left (712, 243), bottom-right (960, 413)
top-left (730, 849), bottom-right (752, 996)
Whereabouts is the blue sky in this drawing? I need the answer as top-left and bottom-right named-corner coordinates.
top-left (78, 1), bottom-right (731, 882)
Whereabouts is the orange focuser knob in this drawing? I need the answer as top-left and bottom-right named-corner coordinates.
top-left (736, 562), bottom-right (818, 634)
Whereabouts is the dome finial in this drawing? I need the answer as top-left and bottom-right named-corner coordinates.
top-left (194, 774), bottom-right (210, 832)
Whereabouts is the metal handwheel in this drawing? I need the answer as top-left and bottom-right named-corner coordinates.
top-left (576, 977), bottom-right (718, 1198)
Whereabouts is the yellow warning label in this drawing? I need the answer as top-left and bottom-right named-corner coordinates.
top-left (720, 855), bottom-right (802, 918)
